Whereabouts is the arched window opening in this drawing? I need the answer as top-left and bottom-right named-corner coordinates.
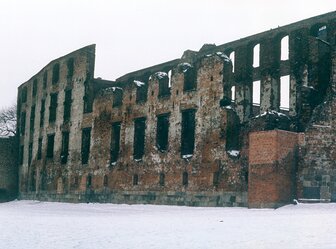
top-left (229, 51), bottom-right (235, 73)
top-left (253, 44), bottom-right (260, 68)
top-left (281, 36), bottom-right (289, 61)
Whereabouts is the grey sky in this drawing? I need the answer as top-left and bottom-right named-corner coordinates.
top-left (0, 0), bottom-right (334, 107)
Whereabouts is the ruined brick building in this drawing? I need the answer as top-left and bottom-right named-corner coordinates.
top-left (13, 12), bottom-right (336, 208)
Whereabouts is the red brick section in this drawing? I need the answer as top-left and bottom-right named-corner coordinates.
top-left (248, 130), bottom-right (301, 208)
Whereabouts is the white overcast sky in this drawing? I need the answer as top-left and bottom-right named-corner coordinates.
top-left (0, 0), bottom-right (334, 107)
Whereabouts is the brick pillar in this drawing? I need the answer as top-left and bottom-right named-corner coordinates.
top-left (248, 130), bottom-right (300, 208)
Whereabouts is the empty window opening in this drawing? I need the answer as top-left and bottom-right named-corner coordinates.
top-left (213, 172), bottom-right (220, 187)
top-left (37, 138), bottom-right (42, 160)
top-left (32, 79), bottom-right (38, 97)
top-left (168, 69), bottom-right (172, 87)
top-left (136, 82), bottom-right (148, 103)
top-left (281, 36), bottom-right (289, 61)
top-left (159, 173), bottom-right (165, 186)
top-left (318, 25), bottom-right (327, 40)
top-left (181, 109), bottom-right (196, 156)
top-left (176, 90), bottom-right (179, 95)
top-left (133, 117), bottom-right (146, 160)
top-left (280, 75), bottom-right (290, 110)
top-left (21, 87), bottom-right (27, 103)
top-left (183, 67), bottom-right (196, 91)
top-left (83, 82), bottom-right (93, 113)
top-left (210, 75), bottom-right (214, 81)
top-left (81, 127), bottom-right (91, 164)
top-left (67, 58), bottom-right (74, 79)
top-left (20, 112), bottom-right (26, 135)
top-left (159, 76), bottom-right (170, 97)
top-left (30, 105), bottom-right (35, 133)
top-left (43, 71), bottom-right (48, 89)
top-left (49, 93), bottom-right (58, 123)
top-left (40, 99), bottom-right (45, 127)
top-left (73, 176), bottom-right (79, 187)
top-left (229, 51), bottom-right (235, 73)
top-left (133, 174), bottom-right (139, 186)
top-left (231, 86), bottom-right (236, 101)
top-left (253, 44), bottom-right (260, 68)
top-left (86, 175), bottom-right (92, 188)
top-left (182, 172), bottom-right (188, 186)
top-left (46, 134), bottom-right (55, 158)
top-left (156, 113), bottom-right (169, 152)
top-left (52, 63), bottom-right (60, 84)
top-left (103, 175), bottom-right (108, 187)
top-left (61, 131), bottom-right (69, 164)
top-left (113, 89), bottom-right (123, 107)
top-left (63, 89), bottom-right (72, 123)
top-left (110, 122), bottom-right (121, 164)
top-left (28, 143), bottom-right (33, 166)
top-left (253, 80), bottom-right (261, 105)
top-left (19, 145), bottom-right (24, 165)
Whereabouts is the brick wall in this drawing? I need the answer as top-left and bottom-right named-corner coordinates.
top-left (248, 130), bottom-right (300, 208)
top-left (0, 137), bottom-right (18, 201)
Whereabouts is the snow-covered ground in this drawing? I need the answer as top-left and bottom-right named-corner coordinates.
top-left (1, 201), bottom-right (336, 249)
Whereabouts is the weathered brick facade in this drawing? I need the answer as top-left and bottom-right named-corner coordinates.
top-left (11, 11), bottom-right (336, 207)
top-left (0, 137), bottom-right (18, 201)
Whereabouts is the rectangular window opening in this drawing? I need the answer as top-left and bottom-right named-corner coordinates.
top-left (229, 52), bottom-right (235, 73)
top-left (113, 89), bottom-right (123, 107)
top-left (67, 58), bottom-right (74, 79)
top-left (110, 122), bottom-right (121, 164)
top-left (37, 138), bottom-right (42, 160)
top-left (61, 131), bottom-right (69, 164)
top-left (159, 173), bottom-right (165, 186)
top-left (40, 99), bottom-right (45, 127)
top-left (133, 117), bottom-right (146, 160)
top-left (158, 77), bottom-right (170, 97)
top-left (63, 89), bottom-right (72, 123)
top-left (52, 63), bottom-right (60, 84)
top-left (49, 93), bottom-right (58, 123)
top-left (253, 80), bottom-right (261, 106)
top-left (81, 128), bottom-right (91, 164)
top-left (231, 86), bottom-right (235, 101)
top-left (156, 113), bottom-right (169, 152)
top-left (280, 75), bottom-right (290, 110)
top-left (46, 134), bottom-right (55, 158)
top-left (182, 172), bottom-right (188, 186)
top-left (183, 68), bottom-right (196, 91)
top-left (181, 109), bottom-right (196, 156)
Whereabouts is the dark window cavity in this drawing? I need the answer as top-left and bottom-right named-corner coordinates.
top-left (159, 173), bottom-right (165, 186)
top-left (103, 175), bottom-right (108, 187)
top-left (83, 82), bottom-right (93, 113)
top-left (133, 117), bottom-right (146, 160)
top-left (43, 71), bottom-right (48, 89)
top-left (67, 58), bottom-right (74, 79)
top-left (181, 109), bottom-right (196, 156)
top-left (28, 143), bottom-right (33, 166)
top-left (156, 113), bottom-right (169, 152)
top-left (81, 127), bottom-right (91, 164)
top-left (37, 138), bottom-right (42, 160)
top-left (19, 145), bottom-right (24, 165)
top-left (52, 63), bottom-right (60, 84)
top-left (183, 67), bottom-right (196, 91)
top-left (136, 82), bottom-right (148, 103)
top-left (113, 89), bottom-right (123, 107)
top-left (61, 131), bottom-right (69, 164)
top-left (49, 93), bottom-right (58, 123)
top-left (20, 112), bottom-right (26, 135)
top-left (158, 76), bottom-right (170, 97)
top-left (46, 134), bottom-right (55, 158)
top-left (40, 99), bottom-right (45, 127)
top-left (182, 172), bottom-right (188, 186)
top-left (133, 174), bottom-right (139, 186)
top-left (30, 105), bottom-right (35, 133)
top-left (32, 79), bottom-right (38, 97)
top-left (63, 89), bottom-right (72, 123)
top-left (213, 172), bottom-right (219, 187)
top-left (21, 87), bottom-right (27, 103)
top-left (86, 175), bottom-right (92, 188)
top-left (110, 122), bottom-right (121, 164)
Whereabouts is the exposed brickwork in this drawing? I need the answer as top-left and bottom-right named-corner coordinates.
top-left (0, 137), bottom-right (18, 201)
top-left (248, 130), bottom-right (300, 208)
top-left (10, 11), bottom-right (336, 208)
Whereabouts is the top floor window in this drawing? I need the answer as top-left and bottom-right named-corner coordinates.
top-left (32, 79), bottom-right (38, 97)
top-left (67, 58), bottom-right (74, 79)
top-left (52, 63), bottom-right (60, 84)
top-left (281, 36), bottom-right (289, 61)
top-left (183, 67), bottom-right (196, 91)
top-left (158, 75), bottom-right (170, 97)
top-left (113, 88), bottom-right (123, 107)
top-left (229, 51), bottom-right (235, 73)
top-left (21, 87), bottom-right (27, 103)
top-left (253, 44), bottom-right (260, 68)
